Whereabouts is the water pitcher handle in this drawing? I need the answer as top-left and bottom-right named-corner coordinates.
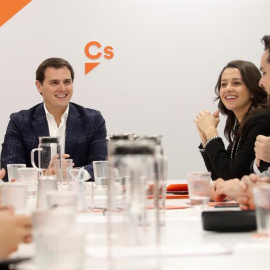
top-left (31, 148), bottom-right (42, 169)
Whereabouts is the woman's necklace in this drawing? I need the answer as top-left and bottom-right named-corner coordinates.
top-left (231, 126), bottom-right (242, 159)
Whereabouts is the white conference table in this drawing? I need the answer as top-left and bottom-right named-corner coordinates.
top-left (14, 181), bottom-right (270, 270)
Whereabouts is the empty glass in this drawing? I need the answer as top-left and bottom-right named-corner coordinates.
top-left (67, 168), bottom-right (86, 211)
top-left (7, 164), bottom-right (26, 182)
top-left (67, 167), bottom-right (85, 190)
top-left (16, 168), bottom-right (39, 198)
top-left (254, 185), bottom-right (270, 236)
top-left (84, 182), bottom-right (94, 212)
top-left (1, 183), bottom-right (28, 213)
top-left (93, 161), bottom-right (109, 187)
top-left (36, 175), bottom-right (58, 209)
top-left (33, 208), bottom-right (83, 269)
top-left (53, 158), bottom-right (73, 188)
top-left (35, 228), bottom-right (85, 269)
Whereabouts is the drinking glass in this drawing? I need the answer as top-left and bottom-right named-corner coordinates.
top-left (66, 167), bottom-right (85, 190)
top-left (93, 161), bottom-right (109, 187)
top-left (1, 182), bottom-right (28, 213)
top-left (84, 182), bottom-right (94, 212)
top-left (187, 172), bottom-right (211, 208)
top-left (7, 164), bottom-right (26, 182)
top-left (36, 175), bottom-right (58, 209)
top-left (253, 185), bottom-right (270, 236)
top-left (67, 168), bottom-right (87, 211)
top-left (33, 208), bottom-right (83, 269)
top-left (16, 168), bottom-right (39, 198)
top-left (53, 158), bottom-right (73, 188)
top-left (35, 228), bottom-right (85, 269)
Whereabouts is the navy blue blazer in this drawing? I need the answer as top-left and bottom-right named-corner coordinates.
top-left (0, 102), bottom-right (108, 181)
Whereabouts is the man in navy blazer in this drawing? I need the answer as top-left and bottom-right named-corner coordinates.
top-left (0, 57), bottom-right (107, 181)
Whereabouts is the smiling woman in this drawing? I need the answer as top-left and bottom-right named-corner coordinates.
top-left (194, 60), bottom-right (270, 180)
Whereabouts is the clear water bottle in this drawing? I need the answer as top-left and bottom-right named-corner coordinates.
top-left (107, 140), bottom-right (160, 247)
top-left (135, 135), bottom-right (168, 226)
top-left (108, 133), bottom-right (135, 187)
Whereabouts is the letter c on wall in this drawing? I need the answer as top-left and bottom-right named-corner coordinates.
top-left (85, 41), bottom-right (102, 60)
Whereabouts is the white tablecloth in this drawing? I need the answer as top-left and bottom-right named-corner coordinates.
top-left (14, 181), bottom-right (270, 270)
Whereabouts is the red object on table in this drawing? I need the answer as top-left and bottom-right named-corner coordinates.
top-left (167, 184), bottom-right (188, 192)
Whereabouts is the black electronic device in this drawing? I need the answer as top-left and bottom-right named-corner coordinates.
top-left (202, 210), bottom-right (257, 232)
top-left (0, 257), bottom-right (31, 270)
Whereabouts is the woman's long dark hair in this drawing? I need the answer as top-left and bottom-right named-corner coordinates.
top-left (214, 60), bottom-right (268, 145)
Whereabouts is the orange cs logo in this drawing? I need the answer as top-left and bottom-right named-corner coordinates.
top-left (84, 41), bottom-right (114, 74)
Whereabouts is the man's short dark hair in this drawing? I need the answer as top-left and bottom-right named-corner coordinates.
top-left (36, 57), bottom-right (74, 84)
top-left (262, 35), bottom-right (270, 63)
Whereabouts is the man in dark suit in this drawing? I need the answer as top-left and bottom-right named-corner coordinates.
top-left (0, 57), bottom-right (107, 181)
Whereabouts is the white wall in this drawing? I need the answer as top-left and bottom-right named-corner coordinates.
top-left (0, 0), bottom-right (269, 179)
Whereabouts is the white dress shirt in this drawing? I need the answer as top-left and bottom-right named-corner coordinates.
top-left (43, 103), bottom-right (90, 180)
top-left (253, 160), bottom-right (261, 175)
top-left (253, 159), bottom-right (270, 178)
top-left (44, 103), bottom-right (68, 156)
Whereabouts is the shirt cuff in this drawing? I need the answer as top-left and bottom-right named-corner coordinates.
top-left (253, 160), bottom-right (261, 175)
top-left (83, 169), bottom-right (91, 181)
top-left (198, 143), bottom-right (206, 153)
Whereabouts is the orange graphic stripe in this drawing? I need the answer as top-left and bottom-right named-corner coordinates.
top-left (85, 62), bottom-right (100, 75)
top-left (0, 0), bottom-right (32, 28)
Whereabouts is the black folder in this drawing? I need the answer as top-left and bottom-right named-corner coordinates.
top-left (202, 210), bottom-right (257, 232)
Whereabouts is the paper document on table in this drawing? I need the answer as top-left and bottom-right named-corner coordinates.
top-left (86, 244), bottom-right (231, 258)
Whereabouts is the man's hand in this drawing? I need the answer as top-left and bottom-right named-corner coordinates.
top-left (0, 169), bottom-right (5, 180)
top-left (255, 135), bottom-right (270, 164)
top-left (236, 174), bottom-right (270, 210)
top-left (43, 154), bottom-right (70, 176)
top-left (213, 178), bottom-right (241, 202)
top-left (210, 178), bottom-right (224, 201)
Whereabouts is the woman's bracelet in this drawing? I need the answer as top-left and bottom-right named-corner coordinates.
top-left (203, 136), bottom-right (220, 149)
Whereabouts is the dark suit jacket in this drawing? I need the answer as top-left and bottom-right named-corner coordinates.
top-left (0, 102), bottom-right (108, 181)
top-left (199, 109), bottom-right (270, 180)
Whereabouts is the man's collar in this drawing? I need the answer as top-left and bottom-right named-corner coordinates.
top-left (43, 103), bottom-right (69, 121)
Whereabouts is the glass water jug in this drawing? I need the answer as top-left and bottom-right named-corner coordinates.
top-left (31, 136), bottom-right (61, 172)
top-left (107, 140), bottom-right (160, 247)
